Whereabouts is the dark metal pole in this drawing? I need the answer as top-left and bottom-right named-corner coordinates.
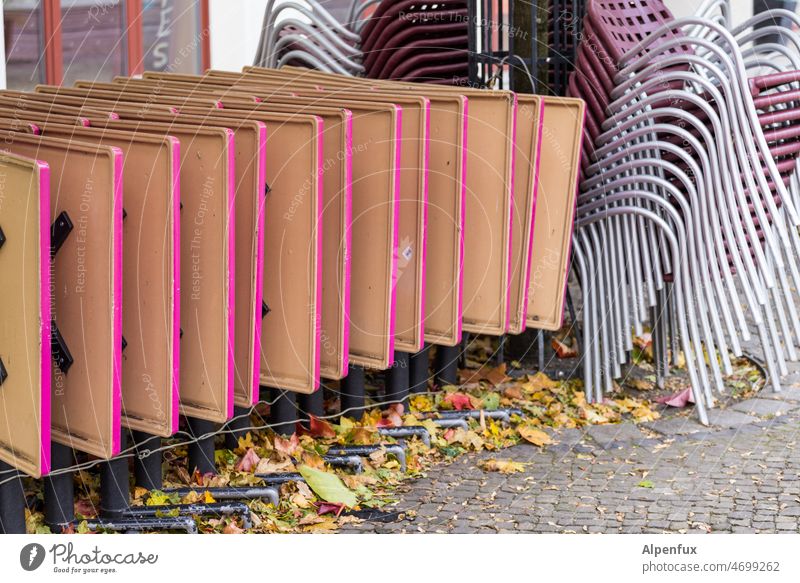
top-left (224, 406), bottom-right (252, 450)
top-left (409, 344), bottom-right (431, 393)
top-left (340, 364), bottom-right (366, 418)
top-left (269, 389), bottom-right (297, 436)
top-left (0, 460), bottom-right (26, 534)
top-left (43, 443), bottom-right (75, 531)
top-left (495, 335), bottom-right (506, 366)
top-left (99, 431), bottom-right (130, 520)
top-left (434, 344), bottom-right (460, 387)
top-left (186, 417), bottom-right (217, 475)
top-left (385, 351), bottom-right (410, 409)
top-left (131, 431), bottom-right (162, 491)
top-left (298, 389), bottom-right (325, 429)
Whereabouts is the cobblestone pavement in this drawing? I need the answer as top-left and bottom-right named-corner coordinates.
top-left (341, 381), bottom-right (800, 534)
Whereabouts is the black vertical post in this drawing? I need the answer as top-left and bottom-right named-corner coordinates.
top-left (537, 330), bottom-right (545, 371)
top-left (495, 335), bottom-right (506, 366)
top-left (0, 460), bottom-right (26, 534)
top-left (298, 389), bottom-right (325, 429)
top-left (43, 443), bottom-right (75, 531)
top-left (340, 364), bottom-right (366, 418)
top-left (99, 431), bottom-right (130, 520)
top-left (409, 344), bottom-right (431, 393)
top-left (131, 431), bottom-right (162, 491)
top-left (186, 417), bottom-right (217, 476)
top-left (434, 344), bottom-right (460, 387)
top-left (224, 406), bottom-right (252, 450)
top-left (385, 351), bottom-right (410, 410)
top-left (269, 389), bottom-right (297, 436)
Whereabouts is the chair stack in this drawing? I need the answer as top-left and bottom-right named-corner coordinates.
top-left (255, 0), bottom-right (470, 84)
top-left (567, 0), bottom-right (800, 423)
top-left (358, 0), bottom-right (469, 83)
top-left (255, 0), bottom-right (364, 74)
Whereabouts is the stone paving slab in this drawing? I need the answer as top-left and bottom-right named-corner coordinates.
top-left (757, 387), bottom-right (800, 402)
top-left (731, 398), bottom-right (797, 417)
top-left (338, 391), bottom-right (800, 534)
top-left (705, 408), bottom-right (759, 428)
top-left (643, 415), bottom-right (704, 436)
top-left (585, 422), bottom-right (646, 448)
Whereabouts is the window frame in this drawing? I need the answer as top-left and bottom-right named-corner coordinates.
top-left (34, 0), bottom-right (210, 85)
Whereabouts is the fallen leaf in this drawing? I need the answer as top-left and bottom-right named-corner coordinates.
top-left (518, 425), bottom-right (553, 447)
top-left (298, 465), bottom-right (358, 508)
top-left (274, 433), bottom-right (300, 456)
top-left (308, 415), bottom-right (336, 439)
top-left (638, 480), bottom-right (655, 488)
top-left (443, 392), bottom-right (474, 411)
top-left (222, 522), bottom-right (244, 534)
top-left (552, 337), bottom-right (578, 358)
top-left (657, 387), bottom-right (694, 408)
top-left (478, 459), bottom-right (527, 474)
top-left (235, 448), bottom-right (261, 472)
top-left (317, 502), bottom-right (346, 516)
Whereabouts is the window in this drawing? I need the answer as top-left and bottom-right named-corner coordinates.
top-left (2, 0), bottom-right (209, 88)
top-left (3, 0), bottom-right (46, 89)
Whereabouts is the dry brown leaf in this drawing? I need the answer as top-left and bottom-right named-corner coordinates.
top-left (478, 458), bottom-right (527, 474)
top-left (518, 425), bottom-right (553, 447)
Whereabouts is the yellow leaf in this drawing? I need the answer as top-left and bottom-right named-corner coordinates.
top-left (479, 458), bottom-right (527, 474)
top-left (518, 426), bottom-right (553, 447)
top-left (204, 491), bottom-right (216, 504)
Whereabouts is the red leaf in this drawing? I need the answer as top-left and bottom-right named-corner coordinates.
top-left (552, 337), bottom-right (578, 358)
top-left (376, 403), bottom-right (404, 427)
top-left (444, 392), bottom-right (474, 411)
top-left (74, 498), bottom-right (98, 519)
top-left (235, 448), bottom-right (261, 472)
top-left (656, 387), bottom-right (694, 408)
top-left (443, 428), bottom-right (455, 441)
top-left (274, 433), bottom-right (300, 456)
top-left (308, 415), bottom-right (337, 439)
top-left (317, 502), bottom-right (345, 516)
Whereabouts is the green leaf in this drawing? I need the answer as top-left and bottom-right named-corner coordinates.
top-left (482, 392), bottom-right (501, 410)
top-left (297, 465), bottom-right (358, 508)
top-left (637, 480), bottom-right (655, 489)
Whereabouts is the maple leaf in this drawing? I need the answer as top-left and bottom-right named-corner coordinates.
top-left (274, 433), bottom-right (300, 456)
top-left (552, 337), bottom-right (578, 358)
top-left (443, 392), bottom-right (474, 411)
top-left (308, 415), bottom-right (337, 439)
top-left (377, 403), bottom-right (404, 427)
top-left (235, 448), bottom-right (261, 472)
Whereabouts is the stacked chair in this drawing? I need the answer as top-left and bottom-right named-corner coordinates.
top-left (357, 0), bottom-right (469, 83)
top-left (255, 0), bottom-right (364, 74)
top-left (254, 0), bottom-right (469, 84)
top-left (568, 0), bottom-right (800, 424)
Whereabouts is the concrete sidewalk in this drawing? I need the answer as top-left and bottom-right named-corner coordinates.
top-left (341, 383), bottom-right (800, 534)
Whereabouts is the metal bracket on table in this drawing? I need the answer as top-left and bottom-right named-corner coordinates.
top-left (325, 444), bottom-right (407, 472)
top-left (431, 417), bottom-right (469, 430)
top-left (50, 211), bottom-right (73, 257)
top-left (378, 426), bottom-right (431, 447)
top-left (51, 322), bottom-right (74, 374)
top-left (256, 472), bottom-right (305, 486)
top-left (165, 486), bottom-right (280, 508)
top-left (323, 455), bottom-right (363, 473)
top-left (422, 408), bottom-right (525, 426)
